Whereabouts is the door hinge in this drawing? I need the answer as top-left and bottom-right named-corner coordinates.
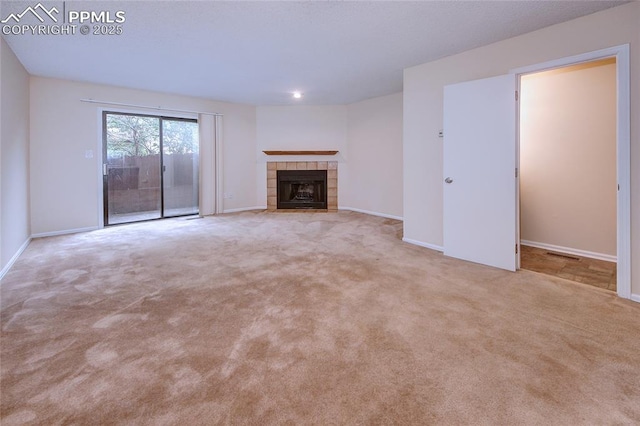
top-left (516, 244), bottom-right (518, 254)
top-left (515, 168), bottom-right (518, 178)
top-left (103, 164), bottom-right (108, 176)
top-left (515, 90), bottom-right (519, 101)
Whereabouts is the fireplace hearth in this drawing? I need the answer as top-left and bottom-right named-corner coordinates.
top-left (277, 170), bottom-right (327, 209)
top-left (267, 161), bottom-right (337, 211)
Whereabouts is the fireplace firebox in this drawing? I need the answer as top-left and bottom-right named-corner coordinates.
top-left (277, 170), bottom-right (327, 209)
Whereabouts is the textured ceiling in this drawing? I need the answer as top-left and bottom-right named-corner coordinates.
top-left (1, 1), bottom-right (629, 105)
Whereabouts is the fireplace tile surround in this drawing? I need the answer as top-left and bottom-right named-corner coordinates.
top-left (267, 161), bottom-right (337, 211)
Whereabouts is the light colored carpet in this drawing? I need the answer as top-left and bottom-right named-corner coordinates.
top-left (1, 211), bottom-right (639, 425)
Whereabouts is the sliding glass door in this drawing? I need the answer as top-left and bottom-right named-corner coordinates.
top-left (103, 112), bottom-right (199, 225)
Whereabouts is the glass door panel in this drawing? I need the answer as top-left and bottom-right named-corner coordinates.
top-left (161, 119), bottom-right (199, 217)
top-left (104, 113), bottom-right (162, 225)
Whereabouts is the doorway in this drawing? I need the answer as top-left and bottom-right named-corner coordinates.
top-left (442, 44), bottom-right (630, 299)
top-left (102, 112), bottom-right (199, 225)
top-left (518, 58), bottom-right (617, 291)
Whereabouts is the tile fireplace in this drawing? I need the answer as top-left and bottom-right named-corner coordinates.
top-left (267, 161), bottom-right (337, 211)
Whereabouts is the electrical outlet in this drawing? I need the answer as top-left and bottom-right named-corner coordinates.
top-left (85, 150), bottom-right (94, 158)
top-left (224, 192), bottom-right (233, 199)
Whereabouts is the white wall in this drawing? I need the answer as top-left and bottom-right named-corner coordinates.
top-left (255, 105), bottom-right (348, 208)
top-left (345, 93), bottom-right (403, 219)
top-left (0, 38), bottom-right (30, 275)
top-left (520, 60), bottom-right (616, 257)
top-left (403, 2), bottom-right (639, 293)
top-left (255, 98), bottom-right (404, 218)
top-left (28, 78), bottom-right (402, 234)
top-left (29, 77), bottom-right (256, 235)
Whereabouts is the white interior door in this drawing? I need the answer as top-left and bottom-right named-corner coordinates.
top-left (443, 74), bottom-right (517, 271)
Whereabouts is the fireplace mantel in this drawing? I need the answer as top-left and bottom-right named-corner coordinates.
top-left (262, 150), bottom-right (338, 156)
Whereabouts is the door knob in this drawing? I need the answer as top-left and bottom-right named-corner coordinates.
top-left (445, 177), bottom-right (453, 184)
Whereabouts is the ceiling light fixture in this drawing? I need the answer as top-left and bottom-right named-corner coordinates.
top-left (292, 91), bottom-right (302, 99)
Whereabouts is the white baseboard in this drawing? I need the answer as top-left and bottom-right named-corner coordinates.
top-left (31, 226), bottom-right (100, 239)
top-left (340, 207), bottom-right (403, 221)
top-left (0, 237), bottom-right (31, 281)
top-left (223, 206), bottom-right (266, 214)
top-left (402, 237), bottom-right (443, 253)
top-left (630, 294), bottom-right (640, 304)
top-left (520, 240), bottom-right (616, 262)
